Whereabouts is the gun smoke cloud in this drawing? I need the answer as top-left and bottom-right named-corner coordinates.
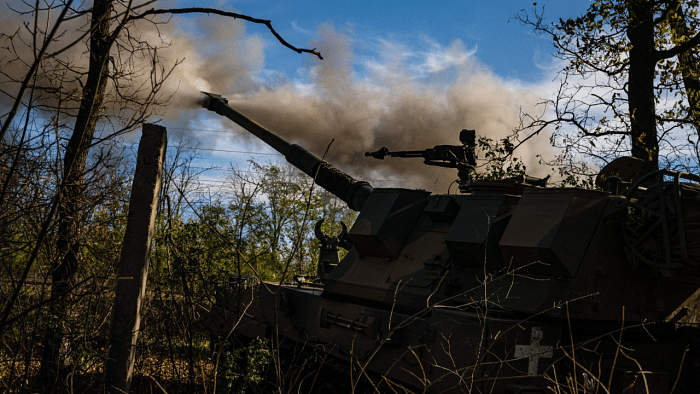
top-left (159, 20), bottom-right (552, 192)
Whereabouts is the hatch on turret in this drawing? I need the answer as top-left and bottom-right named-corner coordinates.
top-left (499, 188), bottom-right (609, 277)
top-left (348, 188), bottom-right (431, 259)
top-left (445, 195), bottom-right (519, 270)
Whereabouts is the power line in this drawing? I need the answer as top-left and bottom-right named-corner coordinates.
top-left (117, 140), bottom-right (281, 156)
top-left (165, 126), bottom-right (237, 134)
top-left (193, 147), bottom-right (280, 156)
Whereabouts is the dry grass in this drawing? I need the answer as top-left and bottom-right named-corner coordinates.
top-left (0, 347), bottom-right (226, 393)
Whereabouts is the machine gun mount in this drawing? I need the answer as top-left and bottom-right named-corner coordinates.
top-left (365, 129), bottom-right (477, 191)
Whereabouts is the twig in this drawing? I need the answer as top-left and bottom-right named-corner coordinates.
top-left (129, 7), bottom-right (323, 59)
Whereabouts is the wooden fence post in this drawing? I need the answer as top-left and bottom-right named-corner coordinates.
top-left (104, 124), bottom-right (167, 393)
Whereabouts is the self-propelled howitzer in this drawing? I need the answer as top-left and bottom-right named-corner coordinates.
top-left (202, 93), bottom-right (700, 393)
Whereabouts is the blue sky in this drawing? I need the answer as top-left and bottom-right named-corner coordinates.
top-left (221, 0), bottom-right (593, 83)
top-left (157, 0), bottom-right (596, 191)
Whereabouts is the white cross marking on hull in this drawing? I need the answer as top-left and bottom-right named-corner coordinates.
top-left (514, 327), bottom-right (554, 376)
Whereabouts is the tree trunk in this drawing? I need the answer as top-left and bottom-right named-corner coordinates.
top-left (626, 0), bottom-right (659, 174)
top-left (36, 0), bottom-right (114, 388)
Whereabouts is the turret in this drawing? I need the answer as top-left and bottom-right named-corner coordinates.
top-left (200, 92), bottom-right (372, 211)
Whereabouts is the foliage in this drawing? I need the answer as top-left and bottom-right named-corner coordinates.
top-left (0, 126), bottom-right (131, 392)
top-left (0, 0), bottom-right (322, 389)
top-left (472, 135), bottom-right (596, 187)
top-left (222, 337), bottom-right (272, 388)
top-left (472, 136), bottom-right (526, 181)
top-left (516, 0), bottom-right (700, 176)
top-left (155, 161), bottom-right (358, 284)
top-left (0, 119), bottom-right (354, 393)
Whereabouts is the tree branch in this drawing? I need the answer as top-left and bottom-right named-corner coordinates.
top-left (128, 7), bottom-right (323, 59)
top-left (0, 0), bottom-right (75, 143)
top-left (656, 30), bottom-right (700, 60)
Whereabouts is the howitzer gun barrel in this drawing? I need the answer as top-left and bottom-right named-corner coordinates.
top-left (200, 92), bottom-right (372, 211)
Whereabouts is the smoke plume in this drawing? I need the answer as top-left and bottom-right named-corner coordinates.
top-left (162, 21), bottom-right (550, 192)
top-left (0, 3), bottom-right (552, 192)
